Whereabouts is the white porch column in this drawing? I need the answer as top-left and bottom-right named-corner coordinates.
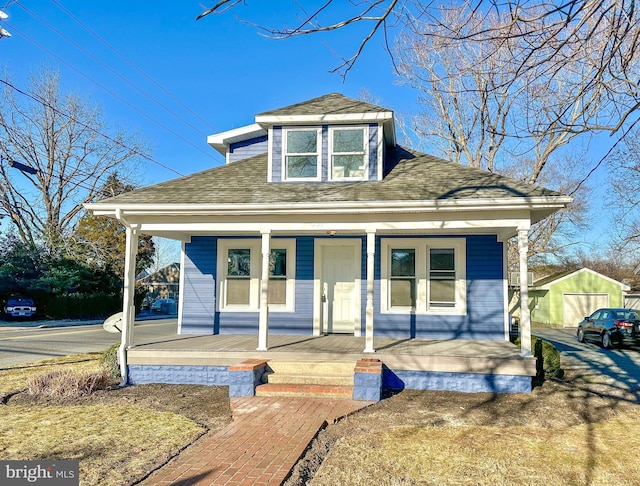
top-left (364, 229), bottom-right (376, 353)
top-left (119, 224), bottom-right (139, 384)
top-left (257, 230), bottom-right (271, 351)
top-left (518, 229), bottom-right (531, 357)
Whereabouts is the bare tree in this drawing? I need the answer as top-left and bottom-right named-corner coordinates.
top-left (198, 1), bottom-right (640, 135)
top-left (0, 69), bottom-right (146, 251)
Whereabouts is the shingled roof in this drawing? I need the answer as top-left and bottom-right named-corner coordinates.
top-left (94, 146), bottom-right (561, 206)
top-left (256, 93), bottom-right (391, 118)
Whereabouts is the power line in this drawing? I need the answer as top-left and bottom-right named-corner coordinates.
top-left (50, 0), bottom-right (216, 133)
top-left (18, 2), bottom-right (210, 138)
top-left (3, 21), bottom-right (216, 164)
top-left (0, 77), bottom-right (185, 177)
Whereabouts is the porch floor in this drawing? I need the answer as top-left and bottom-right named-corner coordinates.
top-left (128, 330), bottom-right (536, 376)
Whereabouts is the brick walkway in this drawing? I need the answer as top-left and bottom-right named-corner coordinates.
top-left (139, 397), bottom-right (373, 486)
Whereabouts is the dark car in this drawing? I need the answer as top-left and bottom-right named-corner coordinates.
top-left (576, 308), bottom-right (640, 349)
top-left (3, 295), bottom-right (37, 319)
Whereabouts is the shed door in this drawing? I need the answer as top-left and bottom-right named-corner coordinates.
top-left (562, 293), bottom-right (609, 327)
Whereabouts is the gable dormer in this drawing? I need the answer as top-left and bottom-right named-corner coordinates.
top-left (207, 93), bottom-right (396, 182)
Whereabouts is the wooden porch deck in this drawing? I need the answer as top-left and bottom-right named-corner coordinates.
top-left (128, 331), bottom-right (536, 376)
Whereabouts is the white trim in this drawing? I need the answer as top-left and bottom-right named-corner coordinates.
top-left (313, 238), bottom-right (362, 335)
top-left (216, 238), bottom-right (296, 313)
top-left (267, 126), bottom-right (273, 182)
top-left (282, 127), bottom-right (322, 181)
top-left (328, 125), bottom-right (369, 181)
top-left (380, 237), bottom-right (467, 316)
top-left (207, 123), bottom-right (267, 156)
top-left (256, 112), bottom-right (393, 125)
top-left (376, 122), bottom-right (384, 181)
top-left (503, 239), bottom-right (510, 340)
top-left (177, 241), bottom-right (186, 333)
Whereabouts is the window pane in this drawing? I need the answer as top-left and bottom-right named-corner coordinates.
top-left (391, 249), bottom-right (415, 277)
top-left (270, 249), bottom-right (287, 276)
top-left (430, 249), bottom-right (454, 270)
top-left (391, 279), bottom-right (415, 307)
top-left (227, 279), bottom-right (250, 305)
top-left (287, 130), bottom-right (317, 153)
top-left (228, 249), bottom-right (251, 276)
top-left (268, 278), bottom-right (287, 305)
top-left (430, 279), bottom-right (455, 306)
top-left (333, 155), bottom-right (364, 178)
top-left (287, 156), bottom-right (317, 178)
top-left (333, 129), bottom-right (364, 152)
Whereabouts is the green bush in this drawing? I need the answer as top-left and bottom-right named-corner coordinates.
top-left (100, 343), bottom-right (121, 379)
top-left (43, 292), bottom-right (122, 320)
top-left (515, 336), bottom-right (562, 383)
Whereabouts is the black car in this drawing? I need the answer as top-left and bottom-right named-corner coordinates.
top-left (576, 308), bottom-right (640, 349)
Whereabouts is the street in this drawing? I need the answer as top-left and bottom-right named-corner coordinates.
top-left (0, 319), bottom-right (178, 367)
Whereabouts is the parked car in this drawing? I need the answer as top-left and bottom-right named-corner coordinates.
top-left (150, 298), bottom-right (176, 313)
top-left (3, 295), bottom-right (37, 319)
top-left (576, 308), bottom-right (640, 349)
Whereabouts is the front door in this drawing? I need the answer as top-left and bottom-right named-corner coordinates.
top-left (321, 243), bottom-right (360, 333)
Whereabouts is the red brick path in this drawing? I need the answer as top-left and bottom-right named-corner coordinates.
top-left (139, 396), bottom-right (373, 485)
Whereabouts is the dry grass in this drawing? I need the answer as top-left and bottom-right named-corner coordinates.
top-left (26, 368), bottom-right (114, 398)
top-left (312, 403), bottom-right (640, 486)
top-left (0, 405), bottom-right (204, 486)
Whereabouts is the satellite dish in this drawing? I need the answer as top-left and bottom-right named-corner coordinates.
top-left (103, 312), bottom-right (123, 333)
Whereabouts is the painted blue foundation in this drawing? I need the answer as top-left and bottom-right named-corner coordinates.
top-left (128, 364), bottom-right (531, 396)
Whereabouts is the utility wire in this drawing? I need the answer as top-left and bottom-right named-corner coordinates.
top-left (50, 0), bottom-right (216, 133)
top-left (18, 2), bottom-right (209, 138)
top-left (4, 21), bottom-right (215, 164)
top-left (0, 77), bottom-right (185, 177)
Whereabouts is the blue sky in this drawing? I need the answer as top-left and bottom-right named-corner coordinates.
top-left (0, 1), bottom-right (417, 183)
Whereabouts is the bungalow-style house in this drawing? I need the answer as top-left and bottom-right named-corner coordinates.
top-left (527, 268), bottom-right (630, 327)
top-left (87, 93), bottom-right (571, 398)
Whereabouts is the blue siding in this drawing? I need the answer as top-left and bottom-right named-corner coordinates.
top-left (368, 124), bottom-right (378, 181)
top-left (229, 136), bottom-right (267, 163)
top-left (271, 126), bottom-right (282, 182)
top-left (181, 237), bottom-right (217, 334)
top-left (371, 235), bottom-right (505, 340)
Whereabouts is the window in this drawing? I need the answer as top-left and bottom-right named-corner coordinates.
top-left (390, 249), bottom-right (416, 307)
top-left (218, 239), bottom-right (296, 312)
top-left (330, 127), bottom-right (367, 180)
top-left (381, 238), bottom-right (466, 315)
top-left (284, 129), bottom-right (320, 179)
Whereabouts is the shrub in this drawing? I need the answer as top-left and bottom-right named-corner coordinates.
top-left (515, 336), bottom-right (562, 383)
top-left (26, 368), bottom-right (114, 399)
top-left (100, 343), bottom-right (121, 379)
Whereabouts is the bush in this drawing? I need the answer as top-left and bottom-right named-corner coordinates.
top-left (26, 368), bottom-right (114, 399)
top-left (43, 292), bottom-right (122, 320)
top-left (100, 343), bottom-right (121, 379)
top-left (515, 335), bottom-right (562, 383)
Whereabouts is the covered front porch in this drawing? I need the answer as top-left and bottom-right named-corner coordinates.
top-left (126, 325), bottom-right (537, 396)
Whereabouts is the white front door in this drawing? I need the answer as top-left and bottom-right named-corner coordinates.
top-left (321, 243), bottom-right (360, 333)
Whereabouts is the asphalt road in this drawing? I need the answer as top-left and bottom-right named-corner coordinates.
top-left (533, 326), bottom-right (640, 402)
top-left (0, 319), bottom-right (178, 367)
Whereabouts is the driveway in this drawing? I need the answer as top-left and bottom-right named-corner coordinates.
top-left (533, 326), bottom-right (640, 403)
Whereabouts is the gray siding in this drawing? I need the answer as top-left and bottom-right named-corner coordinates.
top-left (368, 124), bottom-right (378, 180)
top-left (228, 136), bottom-right (268, 163)
top-left (181, 237), bottom-right (217, 334)
top-left (271, 126), bottom-right (282, 182)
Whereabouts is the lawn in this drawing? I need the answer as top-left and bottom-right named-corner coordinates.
top-left (0, 352), bottom-right (231, 486)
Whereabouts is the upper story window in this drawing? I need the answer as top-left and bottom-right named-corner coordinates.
top-left (284, 128), bottom-right (321, 180)
top-left (330, 127), bottom-right (367, 180)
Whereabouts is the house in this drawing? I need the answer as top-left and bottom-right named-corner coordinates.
top-left (526, 268), bottom-right (630, 327)
top-left (86, 93), bottom-right (571, 397)
top-left (138, 262), bottom-right (180, 309)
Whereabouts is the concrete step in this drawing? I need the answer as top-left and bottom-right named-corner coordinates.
top-left (255, 383), bottom-right (354, 398)
top-left (263, 371), bottom-right (353, 386)
top-left (266, 360), bottom-right (355, 376)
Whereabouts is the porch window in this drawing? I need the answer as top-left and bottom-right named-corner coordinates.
top-left (429, 248), bottom-right (456, 308)
top-left (284, 129), bottom-right (320, 179)
top-left (381, 238), bottom-right (466, 315)
top-left (218, 238), bottom-right (296, 312)
top-left (390, 249), bottom-right (416, 308)
top-left (226, 248), bottom-right (251, 306)
top-left (269, 249), bottom-right (287, 305)
top-left (330, 127), bottom-right (367, 180)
